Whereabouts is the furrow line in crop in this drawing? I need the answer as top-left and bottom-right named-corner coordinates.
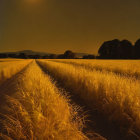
top-left (0, 61), bottom-right (92, 140)
top-left (37, 60), bottom-right (140, 140)
top-left (37, 60), bottom-right (127, 140)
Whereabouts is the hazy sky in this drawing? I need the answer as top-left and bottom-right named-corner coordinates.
top-left (0, 0), bottom-right (140, 54)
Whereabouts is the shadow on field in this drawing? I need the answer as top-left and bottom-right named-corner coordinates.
top-left (36, 61), bottom-right (124, 140)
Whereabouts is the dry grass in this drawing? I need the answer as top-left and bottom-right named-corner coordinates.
top-left (38, 60), bottom-right (140, 139)
top-left (50, 59), bottom-right (140, 79)
top-left (0, 61), bottom-right (88, 140)
top-left (0, 60), bottom-right (31, 84)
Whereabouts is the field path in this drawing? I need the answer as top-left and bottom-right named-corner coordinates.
top-left (37, 60), bottom-right (124, 140)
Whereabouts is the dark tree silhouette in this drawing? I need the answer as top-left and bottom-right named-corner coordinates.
top-left (57, 54), bottom-right (64, 59)
top-left (98, 39), bottom-right (134, 59)
top-left (49, 54), bottom-right (57, 59)
top-left (119, 40), bottom-right (133, 59)
top-left (42, 55), bottom-right (49, 59)
top-left (27, 55), bottom-right (42, 59)
top-left (83, 55), bottom-right (95, 59)
top-left (18, 53), bottom-right (28, 59)
top-left (134, 39), bottom-right (140, 59)
top-left (98, 39), bottom-right (120, 59)
top-left (34, 55), bottom-right (41, 59)
top-left (0, 53), bottom-right (8, 58)
top-left (63, 50), bottom-right (75, 59)
top-left (27, 55), bottom-right (34, 59)
top-left (8, 54), bottom-right (17, 58)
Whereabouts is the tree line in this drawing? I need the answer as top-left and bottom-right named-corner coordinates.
top-left (0, 50), bottom-right (96, 59)
top-left (1, 39), bottom-right (140, 59)
top-left (98, 39), bottom-right (140, 59)
top-left (0, 50), bottom-right (80, 59)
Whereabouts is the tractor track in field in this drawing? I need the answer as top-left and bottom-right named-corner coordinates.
top-left (36, 60), bottom-right (125, 140)
top-left (0, 61), bottom-right (104, 140)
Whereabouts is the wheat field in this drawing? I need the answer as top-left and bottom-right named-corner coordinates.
top-left (49, 59), bottom-right (140, 79)
top-left (0, 59), bottom-right (140, 140)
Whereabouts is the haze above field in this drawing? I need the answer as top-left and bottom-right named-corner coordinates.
top-left (0, 0), bottom-right (140, 54)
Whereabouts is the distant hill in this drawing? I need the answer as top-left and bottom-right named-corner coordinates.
top-left (3, 50), bottom-right (51, 56)
top-left (17, 50), bottom-right (51, 56)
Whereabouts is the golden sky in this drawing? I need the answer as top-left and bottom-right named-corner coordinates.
top-left (0, 0), bottom-right (140, 54)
